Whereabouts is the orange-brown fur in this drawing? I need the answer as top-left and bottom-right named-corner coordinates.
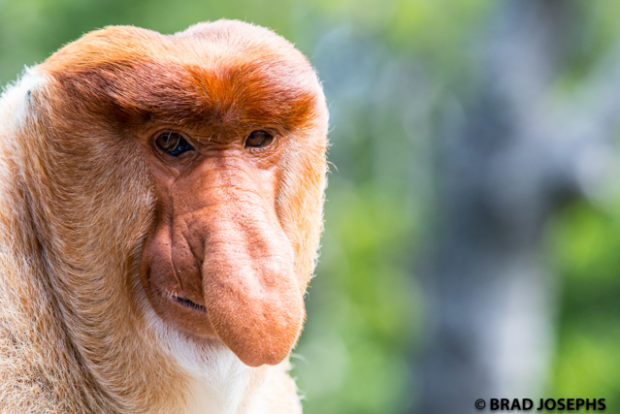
top-left (0, 20), bottom-right (328, 413)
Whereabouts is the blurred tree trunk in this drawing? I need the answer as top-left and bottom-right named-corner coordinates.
top-left (415, 1), bottom-right (620, 412)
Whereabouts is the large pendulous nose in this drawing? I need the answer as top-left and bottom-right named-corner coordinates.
top-left (195, 188), bottom-right (304, 366)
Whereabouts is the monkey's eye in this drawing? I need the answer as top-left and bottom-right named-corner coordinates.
top-left (245, 130), bottom-right (274, 148)
top-left (154, 131), bottom-right (195, 157)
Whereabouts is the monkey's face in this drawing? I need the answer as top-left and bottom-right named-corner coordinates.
top-left (39, 21), bottom-right (328, 367)
top-left (139, 126), bottom-right (305, 367)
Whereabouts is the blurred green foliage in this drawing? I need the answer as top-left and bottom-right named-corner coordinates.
top-left (548, 197), bottom-right (620, 409)
top-left (2, 1), bottom-right (620, 413)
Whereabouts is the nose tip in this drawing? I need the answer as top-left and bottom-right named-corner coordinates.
top-left (201, 248), bottom-right (304, 366)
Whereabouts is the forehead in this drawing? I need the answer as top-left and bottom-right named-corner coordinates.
top-left (41, 21), bottom-right (324, 134)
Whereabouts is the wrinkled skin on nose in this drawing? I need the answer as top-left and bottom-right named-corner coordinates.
top-left (141, 154), bottom-right (304, 367)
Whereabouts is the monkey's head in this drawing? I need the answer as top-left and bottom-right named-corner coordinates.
top-left (29, 21), bottom-right (328, 368)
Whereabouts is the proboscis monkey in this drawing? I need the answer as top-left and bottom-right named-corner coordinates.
top-left (0, 20), bottom-right (328, 413)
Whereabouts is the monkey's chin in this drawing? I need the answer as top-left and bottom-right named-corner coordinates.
top-left (142, 294), bottom-right (244, 378)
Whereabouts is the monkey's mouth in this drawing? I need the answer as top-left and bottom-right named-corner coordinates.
top-left (169, 293), bottom-right (206, 313)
